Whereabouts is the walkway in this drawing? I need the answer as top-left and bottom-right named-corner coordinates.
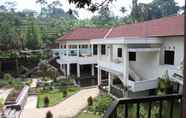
top-left (20, 87), bottom-right (99, 118)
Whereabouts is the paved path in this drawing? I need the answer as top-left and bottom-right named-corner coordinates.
top-left (0, 88), bottom-right (12, 103)
top-left (24, 95), bottom-right (37, 109)
top-left (20, 87), bottom-right (99, 118)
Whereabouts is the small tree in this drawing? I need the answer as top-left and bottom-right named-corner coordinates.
top-left (44, 96), bottom-right (49, 107)
top-left (46, 111), bottom-right (53, 118)
top-left (87, 96), bottom-right (93, 106)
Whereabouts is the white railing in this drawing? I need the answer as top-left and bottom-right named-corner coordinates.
top-left (129, 79), bottom-right (159, 92)
top-left (51, 48), bottom-right (92, 57)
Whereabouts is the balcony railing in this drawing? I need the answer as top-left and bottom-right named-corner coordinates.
top-left (52, 48), bottom-right (92, 57)
top-left (103, 94), bottom-right (182, 118)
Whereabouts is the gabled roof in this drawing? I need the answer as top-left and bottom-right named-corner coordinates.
top-left (57, 27), bottom-right (109, 41)
top-left (57, 15), bottom-right (184, 42)
top-left (108, 15), bottom-right (184, 38)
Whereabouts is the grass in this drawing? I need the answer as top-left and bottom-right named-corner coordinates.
top-left (76, 112), bottom-right (101, 118)
top-left (37, 87), bottom-right (80, 108)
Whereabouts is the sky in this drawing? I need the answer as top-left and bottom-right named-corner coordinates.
top-left (0, 0), bottom-right (184, 19)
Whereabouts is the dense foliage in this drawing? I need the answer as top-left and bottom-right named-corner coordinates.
top-left (88, 95), bottom-right (113, 115)
top-left (0, 0), bottom-right (182, 51)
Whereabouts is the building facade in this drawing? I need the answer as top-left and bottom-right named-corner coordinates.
top-left (53, 15), bottom-right (184, 97)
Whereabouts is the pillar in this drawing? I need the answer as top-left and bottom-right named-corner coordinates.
top-left (77, 45), bottom-right (80, 57)
top-left (91, 64), bottom-right (95, 76)
top-left (91, 44), bottom-right (94, 56)
top-left (67, 64), bottom-right (70, 77)
top-left (108, 72), bottom-right (112, 93)
top-left (97, 45), bottom-right (101, 60)
top-left (66, 44), bottom-right (69, 56)
top-left (108, 45), bottom-right (113, 62)
top-left (122, 44), bottom-right (129, 97)
top-left (77, 63), bottom-right (80, 77)
top-left (60, 64), bottom-right (63, 72)
top-left (97, 45), bottom-right (102, 85)
top-left (98, 67), bottom-right (101, 86)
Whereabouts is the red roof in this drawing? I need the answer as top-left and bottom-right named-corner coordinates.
top-left (108, 15), bottom-right (184, 38)
top-left (57, 15), bottom-right (184, 42)
top-left (57, 27), bottom-right (109, 41)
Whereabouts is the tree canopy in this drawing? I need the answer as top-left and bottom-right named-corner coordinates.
top-left (0, 0), bottom-right (183, 51)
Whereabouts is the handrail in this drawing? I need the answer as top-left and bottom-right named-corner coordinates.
top-left (103, 94), bottom-right (182, 118)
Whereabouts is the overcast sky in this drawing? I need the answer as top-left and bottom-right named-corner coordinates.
top-left (0, 0), bottom-right (184, 19)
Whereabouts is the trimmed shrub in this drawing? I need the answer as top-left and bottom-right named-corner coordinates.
top-left (87, 96), bottom-right (93, 106)
top-left (63, 89), bottom-right (67, 97)
top-left (44, 96), bottom-right (49, 107)
top-left (3, 73), bottom-right (13, 80)
top-left (46, 111), bottom-right (53, 118)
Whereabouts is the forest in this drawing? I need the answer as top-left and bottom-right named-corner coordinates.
top-left (0, 0), bottom-right (183, 51)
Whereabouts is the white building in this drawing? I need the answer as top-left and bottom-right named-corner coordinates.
top-left (53, 15), bottom-right (184, 97)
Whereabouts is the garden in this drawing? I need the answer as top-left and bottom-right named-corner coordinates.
top-left (76, 94), bottom-right (113, 118)
top-left (36, 79), bottom-right (80, 108)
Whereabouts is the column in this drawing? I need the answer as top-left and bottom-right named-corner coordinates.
top-left (91, 44), bottom-right (94, 56)
top-left (108, 72), bottom-right (112, 93)
top-left (67, 63), bottom-right (70, 77)
top-left (98, 67), bottom-right (101, 86)
top-left (91, 64), bottom-right (95, 76)
top-left (66, 44), bottom-right (69, 56)
top-left (60, 64), bottom-right (63, 72)
top-left (97, 45), bottom-right (101, 85)
top-left (108, 45), bottom-right (113, 62)
top-left (77, 44), bottom-right (80, 57)
top-left (77, 63), bottom-right (80, 77)
top-left (122, 44), bottom-right (129, 97)
top-left (97, 45), bottom-right (101, 60)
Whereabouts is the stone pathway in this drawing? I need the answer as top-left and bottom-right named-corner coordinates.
top-left (24, 95), bottom-right (37, 109)
top-left (0, 88), bottom-right (12, 103)
top-left (20, 87), bottom-right (99, 118)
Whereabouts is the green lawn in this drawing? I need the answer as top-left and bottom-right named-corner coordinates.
top-left (76, 112), bottom-right (101, 118)
top-left (37, 87), bottom-right (80, 108)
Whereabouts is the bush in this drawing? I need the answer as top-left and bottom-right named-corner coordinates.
top-left (3, 73), bottom-right (13, 80)
top-left (46, 111), bottom-right (53, 118)
top-left (88, 95), bottom-right (113, 114)
top-left (63, 89), bottom-right (67, 97)
top-left (44, 96), bottom-right (49, 107)
top-left (87, 96), bottom-right (93, 106)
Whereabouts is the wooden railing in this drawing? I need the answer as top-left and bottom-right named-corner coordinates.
top-left (103, 94), bottom-right (182, 118)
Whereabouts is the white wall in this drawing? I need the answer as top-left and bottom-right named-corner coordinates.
top-left (101, 36), bottom-right (184, 81)
top-left (130, 36), bottom-right (184, 80)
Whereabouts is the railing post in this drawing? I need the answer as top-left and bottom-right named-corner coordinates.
top-left (148, 102), bottom-right (152, 118)
top-left (137, 103), bottom-right (140, 118)
top-left (170, 99), bottom-right (174, 118)
top-left (159, 100), bottom-right (162, 118)
top-left (125, 104), bottom-right (128, 118)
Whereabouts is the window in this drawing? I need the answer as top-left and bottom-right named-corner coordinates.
top-left (164, 50), bottom-right (174, 65)
top-left (101, 45), bottom-right (106, 55)
top-left (129, 52), bottom-right (136, 61)
top-left (93, 45), bottom-right (97, 55)
top-left (82, 45), bottom-right (88, 48)
top-left (117, 48), bottom-right (122, 57)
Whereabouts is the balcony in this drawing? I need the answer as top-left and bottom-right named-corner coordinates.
top-left (103, 94), bottom-right (182, 118)
top-left (98, 61), bottom-right (159, 92)
top-left (52, 48), bottom-right (97, 64)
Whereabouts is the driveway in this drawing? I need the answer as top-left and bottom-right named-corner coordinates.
top-left (20, 87), bottom-right (99, 118)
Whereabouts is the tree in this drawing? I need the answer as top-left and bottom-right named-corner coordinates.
top-left (25, 18), bottom-right (42, 49)
top-left (129, 0), bottom-right (181, 22)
